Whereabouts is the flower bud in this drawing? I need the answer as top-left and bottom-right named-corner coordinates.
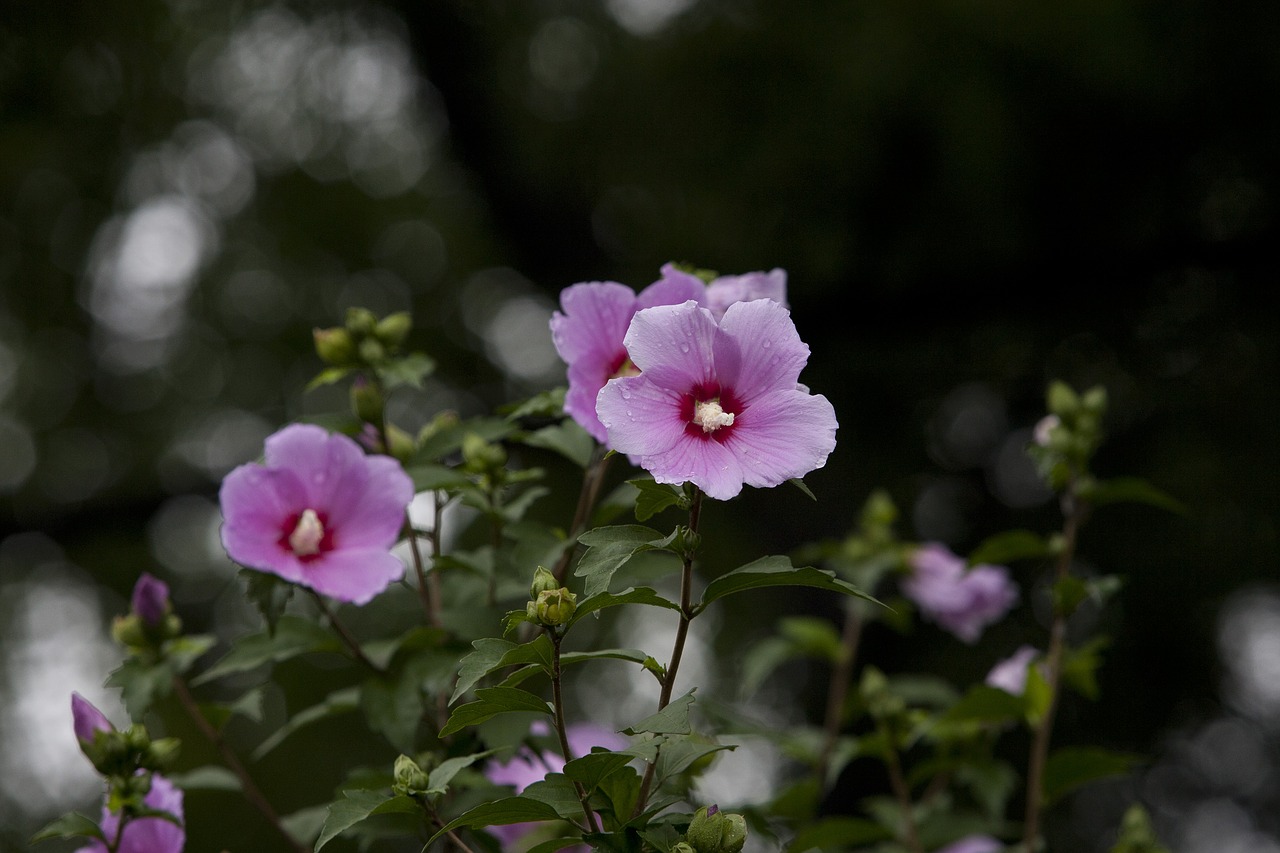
top-left (350, 377), bottom-right (385, 424)
top-left (534, 588), bottom-right (577, 626)
top-left (358, 336), bottom-right (386, 365)
top-left (111, 614), bottom-right (147, 649)
top-left (393, 754), bottom-right (431, 795)
top-left (375, 312), bottom-right (412, 348)
top-left (345, 307), bottom-right (378, 337)
top-left (461, 432), bottom-right (507, 473)
top-left (72, 693), bottom-right (113, 746)
top-left (385, 424), bottom-right (416, 464)
top-left (1046, 380), bottom-right (1080, 418)
top-left (145, 737), bottom-right (181, 770)
top-left (131, 573), bottom-right (171, 629)
top-left (313, 327), bottom-right (357, 365)
top-left (672, 844), bottom-right (696, 853)
top-left (686, 804), bottom-right (747, 853)
top-left (530, 566), bottom-right (558, 598)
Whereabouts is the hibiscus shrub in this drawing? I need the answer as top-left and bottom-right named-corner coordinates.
top-left (37, 267), bottom-right (1179, 853)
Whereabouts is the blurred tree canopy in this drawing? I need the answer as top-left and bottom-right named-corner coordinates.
top-left (0, 0), bottom-right (1277, 850)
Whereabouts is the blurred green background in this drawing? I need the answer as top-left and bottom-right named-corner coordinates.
top-left (1, 0), bottom-right (1277, 850)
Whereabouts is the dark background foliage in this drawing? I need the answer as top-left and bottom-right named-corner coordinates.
top-left (0, 0), bottom-right (1277, 850)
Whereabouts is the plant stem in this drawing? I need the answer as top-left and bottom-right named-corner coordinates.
top-left (1021, 489), bottom-right (1086, 852)
top-left (815, 602), bottom-right (865, 787)
top-left (550, 631), bottom-right (601, 834)
top-left (633, 488), bottom-right (703, 816)
top-left (879, 721), bottom-right (924, 853)
top-left (172, 676), bottom-right (309, 853)
top-left (310, 592), bottom-right (383, 674)
top-left (553, 447), bottom-right (613, 584)
top-left (426, 800), bottom-right (482, 853)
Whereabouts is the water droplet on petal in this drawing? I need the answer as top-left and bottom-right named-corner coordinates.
top-left (679, 343), bottom-right (690, 353)
top-left (762, 339), bottom-right (771, 348)
top-left (621, 388), bottom-right (631, 399)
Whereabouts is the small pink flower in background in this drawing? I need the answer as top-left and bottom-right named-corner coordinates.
top-left (550, 264), bottom-right (788, 445)
top-left (130, 573), bottom-right (170, 628)
top-left (902, 544), bottom-right (1018, 644)
top-left (935, 835), bottom-right (1004, 853)
top-left (485, 723), bottom-right (627, 849)
top-left (596, 299), bottom-right (836, 501)
top-left (986, 645), bottom-right (1041, 696)
top-left (71, 692), bottom-right (113, 747)
top-left (219, 423), bottom-right (414, 605)
top-left (75, 774), bottom-right (185, 853)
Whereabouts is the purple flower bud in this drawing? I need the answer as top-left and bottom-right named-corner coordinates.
top-left (131, 573), bottom-right (170, 629)
top-left (71, 692), bottom-right (114, 745)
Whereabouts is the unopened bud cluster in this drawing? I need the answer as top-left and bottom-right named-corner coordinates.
top-left (314, 308), bottom-right (413, 369)
top-left (392, 754), bottom-right (433, 797)
top-left (684, 804), bottom-right (747, 853)
top-left (80, 724), bottom-right (179, 780)
top-left (527, 567), bottom-right (577, 627)
top-left (1029, 381), bottom-right (1108, 491)
top-left (112, 573), bottom-right (182, 654)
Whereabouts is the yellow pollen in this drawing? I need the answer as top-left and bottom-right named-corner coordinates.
top-left (692, 399), bottom-right (735, 433)
top-left (289, 508), bottom-right (325, 556)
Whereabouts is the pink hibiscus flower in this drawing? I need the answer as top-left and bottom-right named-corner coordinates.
top-left (902, 543), bottom-right (1018, 644)
top-left (595, 298), bottom-right (837, 501)
top-left (219, 423), bottom-right (414, 605)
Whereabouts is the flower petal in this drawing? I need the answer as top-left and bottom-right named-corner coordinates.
top-left (724, 388), bottom-right (838, 488)
top-left (639, 264), bottom-right (708, 309)
top-left (565, 360), bottom-right (614, 444)
top-left (71, 693), bottom-right (113, 743)
top-left (597, 375), bottom-right (688, 458)
top-left (303, 548), bottom-right (405, 605)
top-left (713, 299), bottom-right (810, 406)
top-left (622, 301), bottom-right (718, 391)
top-left (550, 282), bottom-right (636, 366)
top-left (263, 424), bottom-right (368, 510)
top-left (324, 454), bottom-right (413, 548)
top-left (705, 268), bottom-right (787, 319)
top-left (642, 432), bottom-right (746, 500)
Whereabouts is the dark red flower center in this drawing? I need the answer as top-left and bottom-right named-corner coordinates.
top-left (682, 382), bottom-right (741, 442)
top-left (608, 351), bottom-right (640, 379)
top-left (278, 509), bottom-right (335, 562)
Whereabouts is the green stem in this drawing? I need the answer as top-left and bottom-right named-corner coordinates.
top-left (815, 603), bottom-right (865, 787)
top-left (633, 488), bottom-right (703, 816)
top-left (1021, 488), bottom-right (1086, 852)
top-left (172, 677), bottom-right (309, 853)
top-left (553, 447), bottom-right (613, 584)
top-left (879, 720), bottom-right (924, 853)
top-left (310, 592), bottom-right (383, 674)
top-left (551, 631), bottom-right (601, 834)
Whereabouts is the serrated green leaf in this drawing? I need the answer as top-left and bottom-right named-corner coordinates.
top-left (559, 648), bottom-right (652, 671)
top-left (567, 587), bottom-right (681, 626)
top-left (522, 420), bottom-right (595, 468)
top-left (252, 687), bottom-right (360, 761)
top-left (426, 797), bottom-right (563, 846)
top-left (164, 634), bottom-right (216, 675)
top-left (968, 529), bottom-right (1054, 565)
top-left (166, 765), bottom-right (242, 792)
top-left (379, 352), bottom-right (437, 390)
top-left (424, 751), bottom-right (494, 797)
top-left (502, 387), bottom-right (567, 420)
top-left (521, 774), bottom-right (584, 819)
top-left (280, 804), bottom-right (328, 846)
top-left (30, 812), bottom-right (104, 844)
top-left (1043, 746), bottom-right (1141, 806)
top-left (314, 790), bottom-right (422, 851)
top-left (629, 479), bottom-right (685, 522)
top-left (453, 638), bottom-right (519, 703)
top-left (563, 751), bottom-right (633, 792)
top-left (105, 658), bottom-right (173, 721)
top-left (439, 687), bottom-right (552, 737)
top-left (575, 525), bottom-right (670, 598)
top-left (193, 616), bottom-right (342, 685)
top-left (1083, 477), bottom-right (1185, 514)
top-left (699, 556), bottom-right (878, 610)
top-left (624, 691), bottom-right (695, 735)
top-left (655, 738), bottom-right (734, 781)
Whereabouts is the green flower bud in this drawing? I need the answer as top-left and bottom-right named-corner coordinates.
top-left (124, 724), bottom-right (151, 754)
top-left (686, 804), bottom-right (747, 853)
top-left (111, 614), bottom-right (147, 649)
top-left (375, 312), bottom-right (412, 348)
top-left (535, 587), bottom-right (577, 626)
top-left (358, 337), bottom-right (386, 365)
top-left (313, 327), bottom-right (357, 365)
top-left (350, 377), bottom-right (385, 424)
top-left (385, 424), bottom-right (416, 464)
top-left (672, 844), bottom-right (696, 853)
top-left (461, 432), bottom-right (507, 473)
top-left (1047, 380), bottom-right (1080, 418)
top-left (1081, 384), bottom-right (1108, 415)
top-left (530, 566), bottom-right (558, 598)
top-left (345, 307), bottom-right (378, 337)
top-left (145, 737), bottom-right (181, 770)
top-left (393, 754), bottom-right (431, 795)
top-left (526, 600), bottom-right (540, 622)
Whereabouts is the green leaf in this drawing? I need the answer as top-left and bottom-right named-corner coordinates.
top-left (559, 648), bottom-right (653, 672)
top-left (1062, 637), bottom-right (1109, 700)
top-left (439, 687), bottom-right (552, 737)
top-left (1042, 746), bottom-right (1141, 806)
top-left (280, 804), bottom-right (328, 846)
top-left (306, 365), bottom-right (355, 391)
top-left (629, 479), bottom-right (685, 522)
top-left (314, 790), bottom-right (422, 851)
top-left (453, 638), bottom-right (519, 703)
top-left (624, 691), bottom-right (695, 735)
top-left (699, 556), bottom-right (878, 610)
top-left (788, 477), bottom-right (817, 501)
top-left (426, 797), bottom-right (563, 846)
top-left (655, 738), bottom-right (734, 781)
top-left (1024, 664), bottom-right (1053, 727)
top-left (405, 462), bottom-right (471, 492)
top-left (164, 634), bottom-right (216, 675)
top-left (379, 352), bottom-right (437, 390)
top-left (31, 812), bottom-right (104, 844)
top-left (522, 420), bottom-right (595, 468)
top-left (106, 658), bottom-right (174, 720)
top-left (167, 765), bottom-right (242, 792)
top-left (424, 751), bottom-right (494, 797)
top-left (563, 751), bottom-right (634, 792)
top-left (942, 685), bottom-right (1027, 724)
top-left (193, 616), bottom-right (342, 685)
top-left (568, 587), bottom-right (680, 625)
top-left (252, 687), bottom-right (360, 760)
top-left (526, 838), bottom-right (589, 853)
top-left (575, 525), bottom-right (671, 597)
top-left (413, 416), bottom-right (513, 464)
top-left (240, 569), bottom-right (295, 634)
top-left (521, 774), bottom-right (585, 819)
top-left (1083, 476), bottom-right (1185, 514)
top-left (968, 529), bottom-right (1054, 565)
top-left (503, 387), bottom-right (567, 420)
top-left (362, 643), bottom-right (459, 753)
